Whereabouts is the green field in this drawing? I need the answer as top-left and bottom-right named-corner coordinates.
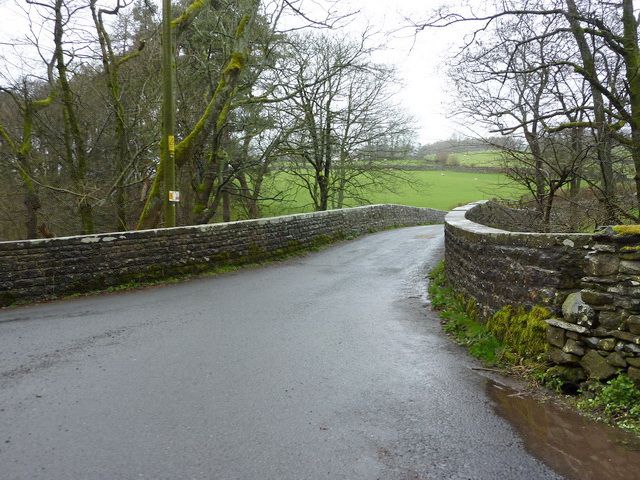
top-left (425, 150), bottom-right (503, 168)
top-left (450, 150), bottom-right (503, 167)
top-left (260, 169), bottom-right (522, 217)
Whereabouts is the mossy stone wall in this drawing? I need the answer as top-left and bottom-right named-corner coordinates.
top-left (445, 202), bottom-right (591, 315)
top-left (445, 201), bottom-right (640, 380)
top-left (0, 205), bottom-right (446, 307)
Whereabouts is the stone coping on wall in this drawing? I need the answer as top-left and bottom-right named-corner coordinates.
top-left (445, 201), bottom-right (592, 249)
top-left (0, 204), bottom-right (435, 247)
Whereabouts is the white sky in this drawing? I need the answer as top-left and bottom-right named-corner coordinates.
top-left (333, 0), bottom-right (470, 143)
top-left (0, 0), bottom-right (475, 144)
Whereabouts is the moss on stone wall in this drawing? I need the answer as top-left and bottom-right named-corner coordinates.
top-left (613, 225), bottom-right (640, 235)
top-left (486, 305), bottom-right (550, 363)
top-left (431, 260), bottom-right (551, 368)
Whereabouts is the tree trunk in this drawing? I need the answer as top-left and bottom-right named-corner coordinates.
top-left (23, 190), bottom-right (41, 239)
top-left (523, 131), bottom-right (545, 216)
top-left (54, 0), bottom-right (94, 233)
top-left (622, 0), bottom-right (640, 217)
top-left (316, 173), bottom-right (329, 211)
top-left (565, 0), bottom-right (617, 223)
top-left (79, 201), bottom-right (94, 235)
top-left (222, 187), bottom-right (231, 222)
top-left (236, 173), bottom-right (260, 219)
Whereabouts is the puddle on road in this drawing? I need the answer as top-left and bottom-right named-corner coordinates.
top-left (488, 381), bottom-right (640, 480)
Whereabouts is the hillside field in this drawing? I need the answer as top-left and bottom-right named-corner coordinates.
top-left (424, 150), bottom-right (503, 168)
top-left (259, 169), bottom-right (522, 217)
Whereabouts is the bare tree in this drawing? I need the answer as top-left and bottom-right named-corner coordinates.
top-left (276, 32), bottom-right (414, 211)
top-left (415, 0), bottom-right (640, 223)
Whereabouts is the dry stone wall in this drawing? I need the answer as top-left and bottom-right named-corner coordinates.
top-left (464, 200), bottom-right (542, 232)
top-left (548, 230), bottom-right (640, 382)
top-left (445, 202), bottom-right (591, 315)
top-left (0, 204), bottom-right (446, 307)
top-left (445, 201), bottom-right (640, 381)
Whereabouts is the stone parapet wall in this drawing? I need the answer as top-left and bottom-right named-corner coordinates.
top-left (445, 201), bottom-right (640, 381)
top-left (445, 202), bottom-right (591, 315)
top-left (547, 230), bottom-right (640, 382)
top-left (464, 200), bottom-right (542, 232)
top-left (0, 205), bottom-right (446, 307)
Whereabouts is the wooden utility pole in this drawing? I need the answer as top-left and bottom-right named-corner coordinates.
top-left (161, 0), bottom-right (176, 227)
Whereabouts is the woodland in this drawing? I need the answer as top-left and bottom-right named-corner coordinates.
top-left (1, 0), bottom-right (640, 240)
top-left (0, 0), bottom-right (413, 240)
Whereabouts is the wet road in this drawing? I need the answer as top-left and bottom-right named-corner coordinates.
top-left (0, 225), bottom-right (563, 479)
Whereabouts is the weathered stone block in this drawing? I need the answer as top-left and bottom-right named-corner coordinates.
top-left (619, 297), bottom-right (640, 313)
top-left (585, 253), bottom-right (619, 276)
top-left (620, 260), bottom-right (640, 275)
top-left (562, 292), bottom-right (596, 327)
top-left (583, 337), bottom-right (600, 349)
top-left (621, 252), bottom-right (640, 261)
top-left (580, 350), bottom-right (617, 380)
top-left (627, 357), bottom-right (640, 368)
top-left (592, 243), bottom-right (617, 253)
top-left (582, 276), bottom-right (618, 285)
top-left (581, 289), bottom-right (613, 306)
top-left (548, 348), bottom-right (580, 365)
top-left (546, 365), bottom-right (586, 383)
top-left (623, 343), bottom-right (640, 354)
top-left (597, 338), bottom-right (616, 351)
top-left (605, 352), bottom-right (627, 368)
top-left (610, 331), bottom-right (640, 344)
top-left (627, 315), bottom-right (640, 335)
top-left (628, 367), bottom-right (640, 384)
top-left (563, 339), bottom-right (585, 356)
top-left (592, 327), bottom-right (610, 337)
top-left (546, 326), bottom-right (565, 348)
top-left (545, 318), bottom-right (590, 334)
top-left (598, 310), bottom-right (622, 330)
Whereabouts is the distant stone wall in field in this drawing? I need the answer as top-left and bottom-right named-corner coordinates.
top-left (0, 204), bottom-right (446, 307)
top-left (445, 201), bottom-right (640, 381)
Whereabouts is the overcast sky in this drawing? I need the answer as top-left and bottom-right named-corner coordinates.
top-left (0, 0), bottom-right (473, 144)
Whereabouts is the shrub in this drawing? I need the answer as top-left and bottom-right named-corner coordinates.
top-left (435, 150), bottom-right (450, 164)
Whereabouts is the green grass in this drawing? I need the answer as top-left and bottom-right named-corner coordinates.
top-left (449, 150), bottom-right (503, 167)
top-left (428, 262), bottom-right (503, 365)
top-left (424, 150), bottom-right (503, 168)
top-left (260, 169), bottom-right (522, 217)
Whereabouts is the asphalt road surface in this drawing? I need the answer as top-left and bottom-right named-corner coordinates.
top-left (0, 225), bottom-right (563, 479)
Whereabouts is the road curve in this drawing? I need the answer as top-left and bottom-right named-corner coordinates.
top-left (0, 225), bottom-right (562, 480)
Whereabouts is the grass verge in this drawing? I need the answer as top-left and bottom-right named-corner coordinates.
top-left (428, 261), bottom-right (548, 371)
